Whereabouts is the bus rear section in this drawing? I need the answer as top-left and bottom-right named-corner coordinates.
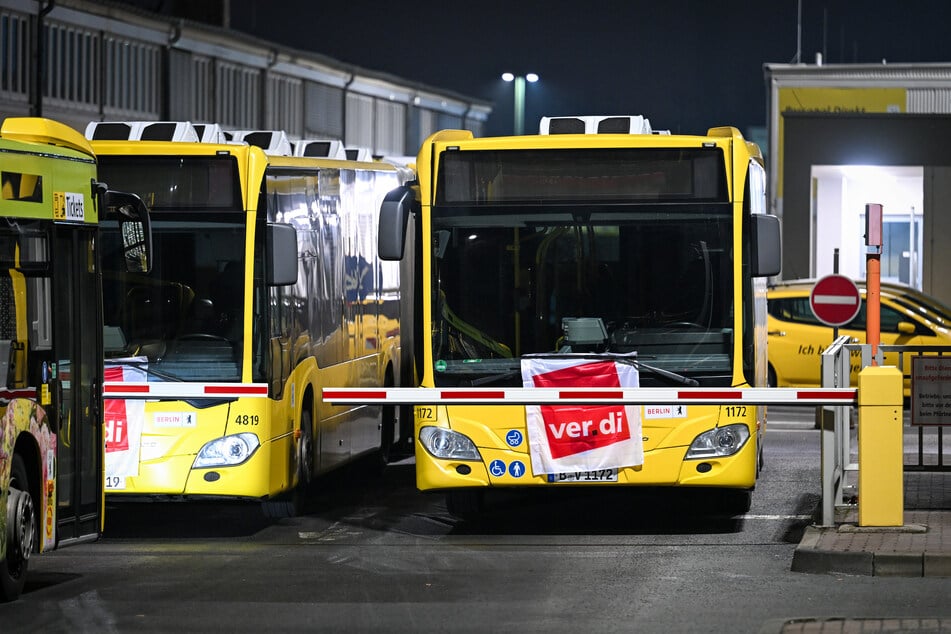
top-left (92, 126), bottom-right (410, 516)
top-left (378, 116), bottom-right (782, 518)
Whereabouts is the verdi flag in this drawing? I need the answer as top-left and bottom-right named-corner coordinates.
top-left (521, 356), bottom-right (643, 475)
top-left (104, 359), bottom-right (147, 480)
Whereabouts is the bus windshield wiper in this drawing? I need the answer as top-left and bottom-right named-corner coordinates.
top-left (467, 370), bottom-right (521, 387)
top-left (626, 358), bottom-right (700, 387)
top-left (524, 352), bottom-right (700, 387)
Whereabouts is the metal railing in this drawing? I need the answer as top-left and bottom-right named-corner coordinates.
top-left (819, 335), bottom-right (856, 526)
top-left (819, 338), bottom-right (951, 526)
top-left (881, 344), bottom-right (951, 473)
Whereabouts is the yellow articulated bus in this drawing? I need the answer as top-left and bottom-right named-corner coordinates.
top-left (0, 117), bottom-right (150, 601)
top-left (376, 115), bottom-right (782, 517)
top-left (87, 122), bottom-right (411, 517)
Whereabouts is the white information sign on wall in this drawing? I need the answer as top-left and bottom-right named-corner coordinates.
top-left (911, 356), bottom-right (951, 426)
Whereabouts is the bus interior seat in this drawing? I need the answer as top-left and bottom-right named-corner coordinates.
top-left (124, 282), bottom-right (195, 342)
top-left (180, 297), bottom-right (217, 335)
top-left (206, 261), bottom-right (242, 338)
top-left (102, 326), bottom-right (127, 354)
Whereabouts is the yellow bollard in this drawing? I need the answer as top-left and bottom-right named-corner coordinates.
top-left (857, 365), bottom-right (904, 527)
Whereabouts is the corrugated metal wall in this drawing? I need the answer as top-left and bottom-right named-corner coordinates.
top-left (908, 88), bottom-right (951, 113)
top-left (304, 81), bottom-right (343, 138)
top-left (0, 1), bottom-right (490, 154)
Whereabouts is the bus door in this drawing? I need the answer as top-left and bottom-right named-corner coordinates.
top-left (51, 225), bottom-right (102, 544)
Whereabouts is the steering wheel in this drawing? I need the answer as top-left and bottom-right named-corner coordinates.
top-left (177, 333), bottom-right (230, 342)
top-left (661, 322), bottom-right (705, 330)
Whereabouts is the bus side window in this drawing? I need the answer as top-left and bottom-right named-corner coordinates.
top-left (0, 272), bottom-right (13, 387)
top-left (0, 340), bottom-right (10, 388)
top-left (1, 171), bottom-right (43, 203)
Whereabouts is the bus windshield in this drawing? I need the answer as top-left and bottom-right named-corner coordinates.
top-left (431, 150), bottom-right (734, 387)
top-left (99, 156), bottom-right (246, 382)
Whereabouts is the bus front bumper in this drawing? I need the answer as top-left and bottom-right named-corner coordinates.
top-left (106, 439), bottom-right (284, 499)
top-left (415, 434), bottom-right (758, 491)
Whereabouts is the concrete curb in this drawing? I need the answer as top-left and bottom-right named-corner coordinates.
top-left (792, 523), bottom-right (951, 577)
top-left (791, 530), bottom-right (873, 576)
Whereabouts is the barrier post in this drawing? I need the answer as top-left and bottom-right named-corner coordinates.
top-left (865, 203), bottom-right (883, 365)
top-left (857, 365), bottom-right (904, 527)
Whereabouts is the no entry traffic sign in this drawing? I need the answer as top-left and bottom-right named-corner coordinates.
top-left (810, 274), bottom-right (862, 327)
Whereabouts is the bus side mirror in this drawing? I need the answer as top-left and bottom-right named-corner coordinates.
top-left (267, 223), bottom-right (298, 286)
top-left (102, 189), bottom-right (153, 274)
top-left (379, 185), bottom-right (415, 261)
top-left (751, 213), bottom-right (781, 278)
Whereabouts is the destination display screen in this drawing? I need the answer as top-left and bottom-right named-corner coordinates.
top-left (98, 156), bottom-right (242, 211)
top-left (437, 147), bottom-right (728, 205)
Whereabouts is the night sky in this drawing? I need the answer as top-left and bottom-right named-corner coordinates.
top-left (223, 1), bottom-right (951, 137)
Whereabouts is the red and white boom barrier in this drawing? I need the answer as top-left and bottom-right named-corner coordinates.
top-left (321, 387), bottom-right (857, 406)
top-left (103, 382), bottom-right (270, 399)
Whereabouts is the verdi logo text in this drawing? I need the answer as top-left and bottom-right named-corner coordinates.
top-left (542, 406), bottom-right (631, 458)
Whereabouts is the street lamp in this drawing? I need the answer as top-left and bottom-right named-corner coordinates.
top-left (502, 72), bottom-right (539, 135)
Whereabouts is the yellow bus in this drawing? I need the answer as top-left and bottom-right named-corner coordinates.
top-left (0, 117), bottom-right (150, 601)
top-left (87, 123), bottom-right (411, 517)
top-left (377, 115), bottom-right (782, 517)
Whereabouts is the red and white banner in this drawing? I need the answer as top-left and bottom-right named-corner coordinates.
top-left (521, 357), bottom-right (643, 475)
top-left (104, 360), bottom-right (147, 479)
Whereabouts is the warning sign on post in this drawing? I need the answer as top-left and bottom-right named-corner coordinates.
top-left (911, 356), bottom-right (951, 426)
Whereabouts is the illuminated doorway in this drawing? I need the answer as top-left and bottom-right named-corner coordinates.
top-left (810, 165), bottom-right (923, 287)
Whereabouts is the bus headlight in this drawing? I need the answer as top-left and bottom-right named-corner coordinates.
top-left (193, 433), bottom-right (260, 468)
top-left (419, 426), bottom-right (481, 461)
top-left (684, 424), bottom-right (750, 459)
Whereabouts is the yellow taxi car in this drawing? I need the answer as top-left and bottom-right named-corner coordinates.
top-left (880, 281), bottom-right (951, 329)
top-left (767, 279), bottom-right (951, 391)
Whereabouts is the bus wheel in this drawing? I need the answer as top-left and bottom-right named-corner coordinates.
top-left (261, 413), bottom-right (314, 520)
top-left (719, 489), bottom-right (752, 516)
top-left (297, 410), bottom-right (314, 490)
top-left (758, 436), bottom-right (765, 474)
top-left (371, 372), bottom-right (396, 474)
top-left (377, 402), bottom-right (395, 469)
top-left (1, 455), bottom-right (35, 602)
top-left (445, 490), bottom-right (484, 521)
